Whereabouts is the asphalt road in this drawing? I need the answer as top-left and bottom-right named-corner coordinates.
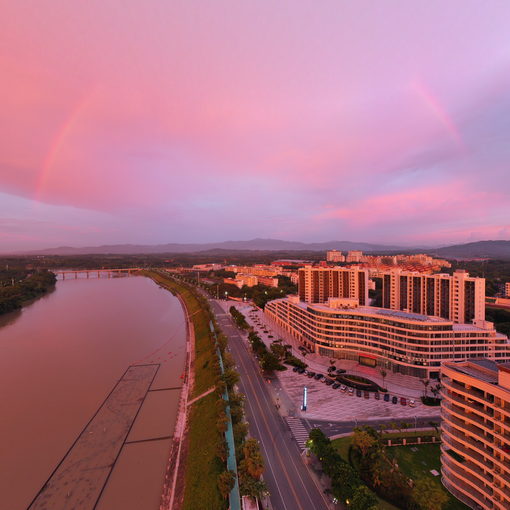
top-left (304, 416), bottom-right (441, 438)
top-left (210, 300), bottom-right (331, 510)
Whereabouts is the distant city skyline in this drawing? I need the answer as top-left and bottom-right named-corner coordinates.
top-left (2, 1), bottom-right (510, 250)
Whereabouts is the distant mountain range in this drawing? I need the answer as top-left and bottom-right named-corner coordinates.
top-left (9, 238), bottom-right (510, 258)
top-left (429, 240), bottom-right (510, 259)
top-left (19, 238), bottom-right (405, 255)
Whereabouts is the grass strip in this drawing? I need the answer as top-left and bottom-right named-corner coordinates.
top-left (143, 271), bottom-right (226, 510)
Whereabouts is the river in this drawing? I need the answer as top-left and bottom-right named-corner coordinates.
top-left (0, 275), bottom-right (187, 510)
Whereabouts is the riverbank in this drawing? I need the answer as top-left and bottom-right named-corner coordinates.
top-left (0, 270), bottom-right (56, 316)
top-left (142, 271), bottom-right (226, 510)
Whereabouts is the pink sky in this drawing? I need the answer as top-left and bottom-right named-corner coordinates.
top-left (1, 1), bottom-right (510, 250)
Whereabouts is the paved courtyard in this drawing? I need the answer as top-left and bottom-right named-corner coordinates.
top-left (279, 368), bottom-right (440, 422)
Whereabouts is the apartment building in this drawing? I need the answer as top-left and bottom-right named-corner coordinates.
top-left (298, 266), bottom-right (369, 306)
top-left (346, 250), bottom-right (363, 263)
top-left (265, 297), bottom-right (510, 379)
top-left (381, 269), bottom-right (485, 324)
top-left (506, 282), bottom-right (510, 297)
top-left (326, 250), bottom-right (345, 263)
top-left (441, 359), bottom-right (510, 510)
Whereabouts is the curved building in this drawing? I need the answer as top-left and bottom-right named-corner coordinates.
top-left (441, 360), bottom-right (510, 510)
top-left (265, 297), bottom-right (510, 379)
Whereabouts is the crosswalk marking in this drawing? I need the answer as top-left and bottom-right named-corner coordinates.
top-left (285, 417), bottom-right (309, 450)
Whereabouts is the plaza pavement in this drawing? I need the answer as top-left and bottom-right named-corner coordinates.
top-left (217, 300), bottom-right (441, 423)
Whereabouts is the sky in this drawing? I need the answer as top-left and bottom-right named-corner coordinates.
top-left (1, 1), bottom-right (510, 251)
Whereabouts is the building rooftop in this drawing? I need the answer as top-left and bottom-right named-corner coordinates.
top-left (293, 300), bottom-right (447, 323)
top-left (444, 359), bottom-right (500, 384)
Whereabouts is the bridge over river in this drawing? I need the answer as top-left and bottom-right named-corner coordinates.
top-left (53, 268), bottom-right (142, 279)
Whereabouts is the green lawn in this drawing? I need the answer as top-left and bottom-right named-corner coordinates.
top-left (144, 271), bottom-right (226, 510)
top-left (387, 444), bottom-right (469, 510)
top-left (332, 436), bottom-right (468, 510)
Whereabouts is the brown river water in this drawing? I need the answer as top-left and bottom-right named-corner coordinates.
top-left (0, 275), bottom-right (186, 510)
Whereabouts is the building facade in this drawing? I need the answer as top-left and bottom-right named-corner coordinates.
top-left (506, 282), bottom-right (510, 297)
top-left (381, 269), bottom-right (485, 324)
top-left (265, 297), bottom-right (510, 379)
top-left (346, 250), bottom-right (363, 263)
top-left (298, 266), bottom-right (369, 306)
top-left (441, 359), bottom-right (510, 510)
top-left (326, 250), bottom-right (345, 263)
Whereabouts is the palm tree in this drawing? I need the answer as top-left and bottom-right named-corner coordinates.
top-left (379, 368), bottom-right (387, 390)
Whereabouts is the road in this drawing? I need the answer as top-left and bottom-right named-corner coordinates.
top-left (303, 416), bottom-right (440, 438)
top-left (210, 300), bottom-right (331, 510)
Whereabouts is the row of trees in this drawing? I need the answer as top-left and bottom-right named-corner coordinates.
top-left (229, 306), bottom-right (250, 329)
top-left (177, 285), bottom-right (267, 504)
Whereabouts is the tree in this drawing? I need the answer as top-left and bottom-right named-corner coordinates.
top-left (352, 429), bottom-right (377, 457)
top-left (239, 471), bottom-right (268, 501)
top-left (351, 486), bottom-right (378, 510)
top-left (221, 368), bottom-right (240, 389)
top-left (412, 478), bottom-right (448, 510)
top-left (217, 470), bottom-right (236, 499)
top-left (330, 462), bottom-right (362, 502)
top-left (242, 438), bottom-right (265, 478)
top-left (379, 368), bottom-right (387, 390)
top-left (260, 351), bottom-right (284, 372)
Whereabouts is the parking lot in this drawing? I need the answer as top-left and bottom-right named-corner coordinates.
top-left (279, 367), bottom-right (440, 422)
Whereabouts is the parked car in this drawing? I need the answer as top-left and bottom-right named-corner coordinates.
top-left (347, 387), bottom-right (354, 396)
top-left (292, 366), bottom-right (300, 372)
top-left (392, 396), bottom-right (398, 404)
top-left (356, 389), bottom-right (362, 397)
top-left (364, 391), bottom-right (370, 399)
top-left (314, 373), bottom-right (324, 380)
top-left (400, 397), bottom-right (407, 406)
top-left (336, 368), bottom-right (347, 374)
top-left (325, 378), bottom-right (334, 386)
top-left (384, 393), bottom-right (390, 402)
top-left (327, 366), bottom-right (335, 372)
top-left (340, 385), bottom-right (347, 392)
top-left (297, 367), bottom-right (306, 374)
top-left (374, 393), bottom-right (380, 400)
top-left (408, 399), bottom-right (416, 407)
top-left (332, 383), bottom-right (340, 389)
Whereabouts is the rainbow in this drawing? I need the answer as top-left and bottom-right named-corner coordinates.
top-left (36, 89), bottom-right (97, 201)
top-left (411, 79), bottom-right (464, 149)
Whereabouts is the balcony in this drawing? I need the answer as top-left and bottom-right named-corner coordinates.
top-left (442, 465), bottom-right (494, 509)
top-left (443, 408), bottom-right (493, 444)
top-left (443, 379), bottom-right (493, 407)
top-left (442, 453), bottom-right (494, 493)
top-left (442, 428), bottom-right (492, 470)
top-left (442, 391), bottom-right (494, 424)
top-left (442, 400), bottom-right (492, 435)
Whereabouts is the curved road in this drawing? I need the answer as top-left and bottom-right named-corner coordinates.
top-left (210, 300), bottom-right (331, 510)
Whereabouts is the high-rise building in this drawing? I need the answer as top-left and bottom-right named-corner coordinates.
top-left (381, 269), bottom-right (485, 324)
top-left (326, 250), bottom-right (345, 263)
top-left (346, 250), bottom-right (363, 263)
top-left (265, 298), bottom-right (510, 378)
top-left (298, 266), bottom-right (368, 305)
top-left (441, 359), bottom-right (510, 510)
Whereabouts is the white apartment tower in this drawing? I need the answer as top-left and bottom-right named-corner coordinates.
top-left (326, 250), bottom-right (345, 263)
top-left (381, 269), bottom-right (485, 324)
top-left (298, 266), bottom-right (369, 305)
